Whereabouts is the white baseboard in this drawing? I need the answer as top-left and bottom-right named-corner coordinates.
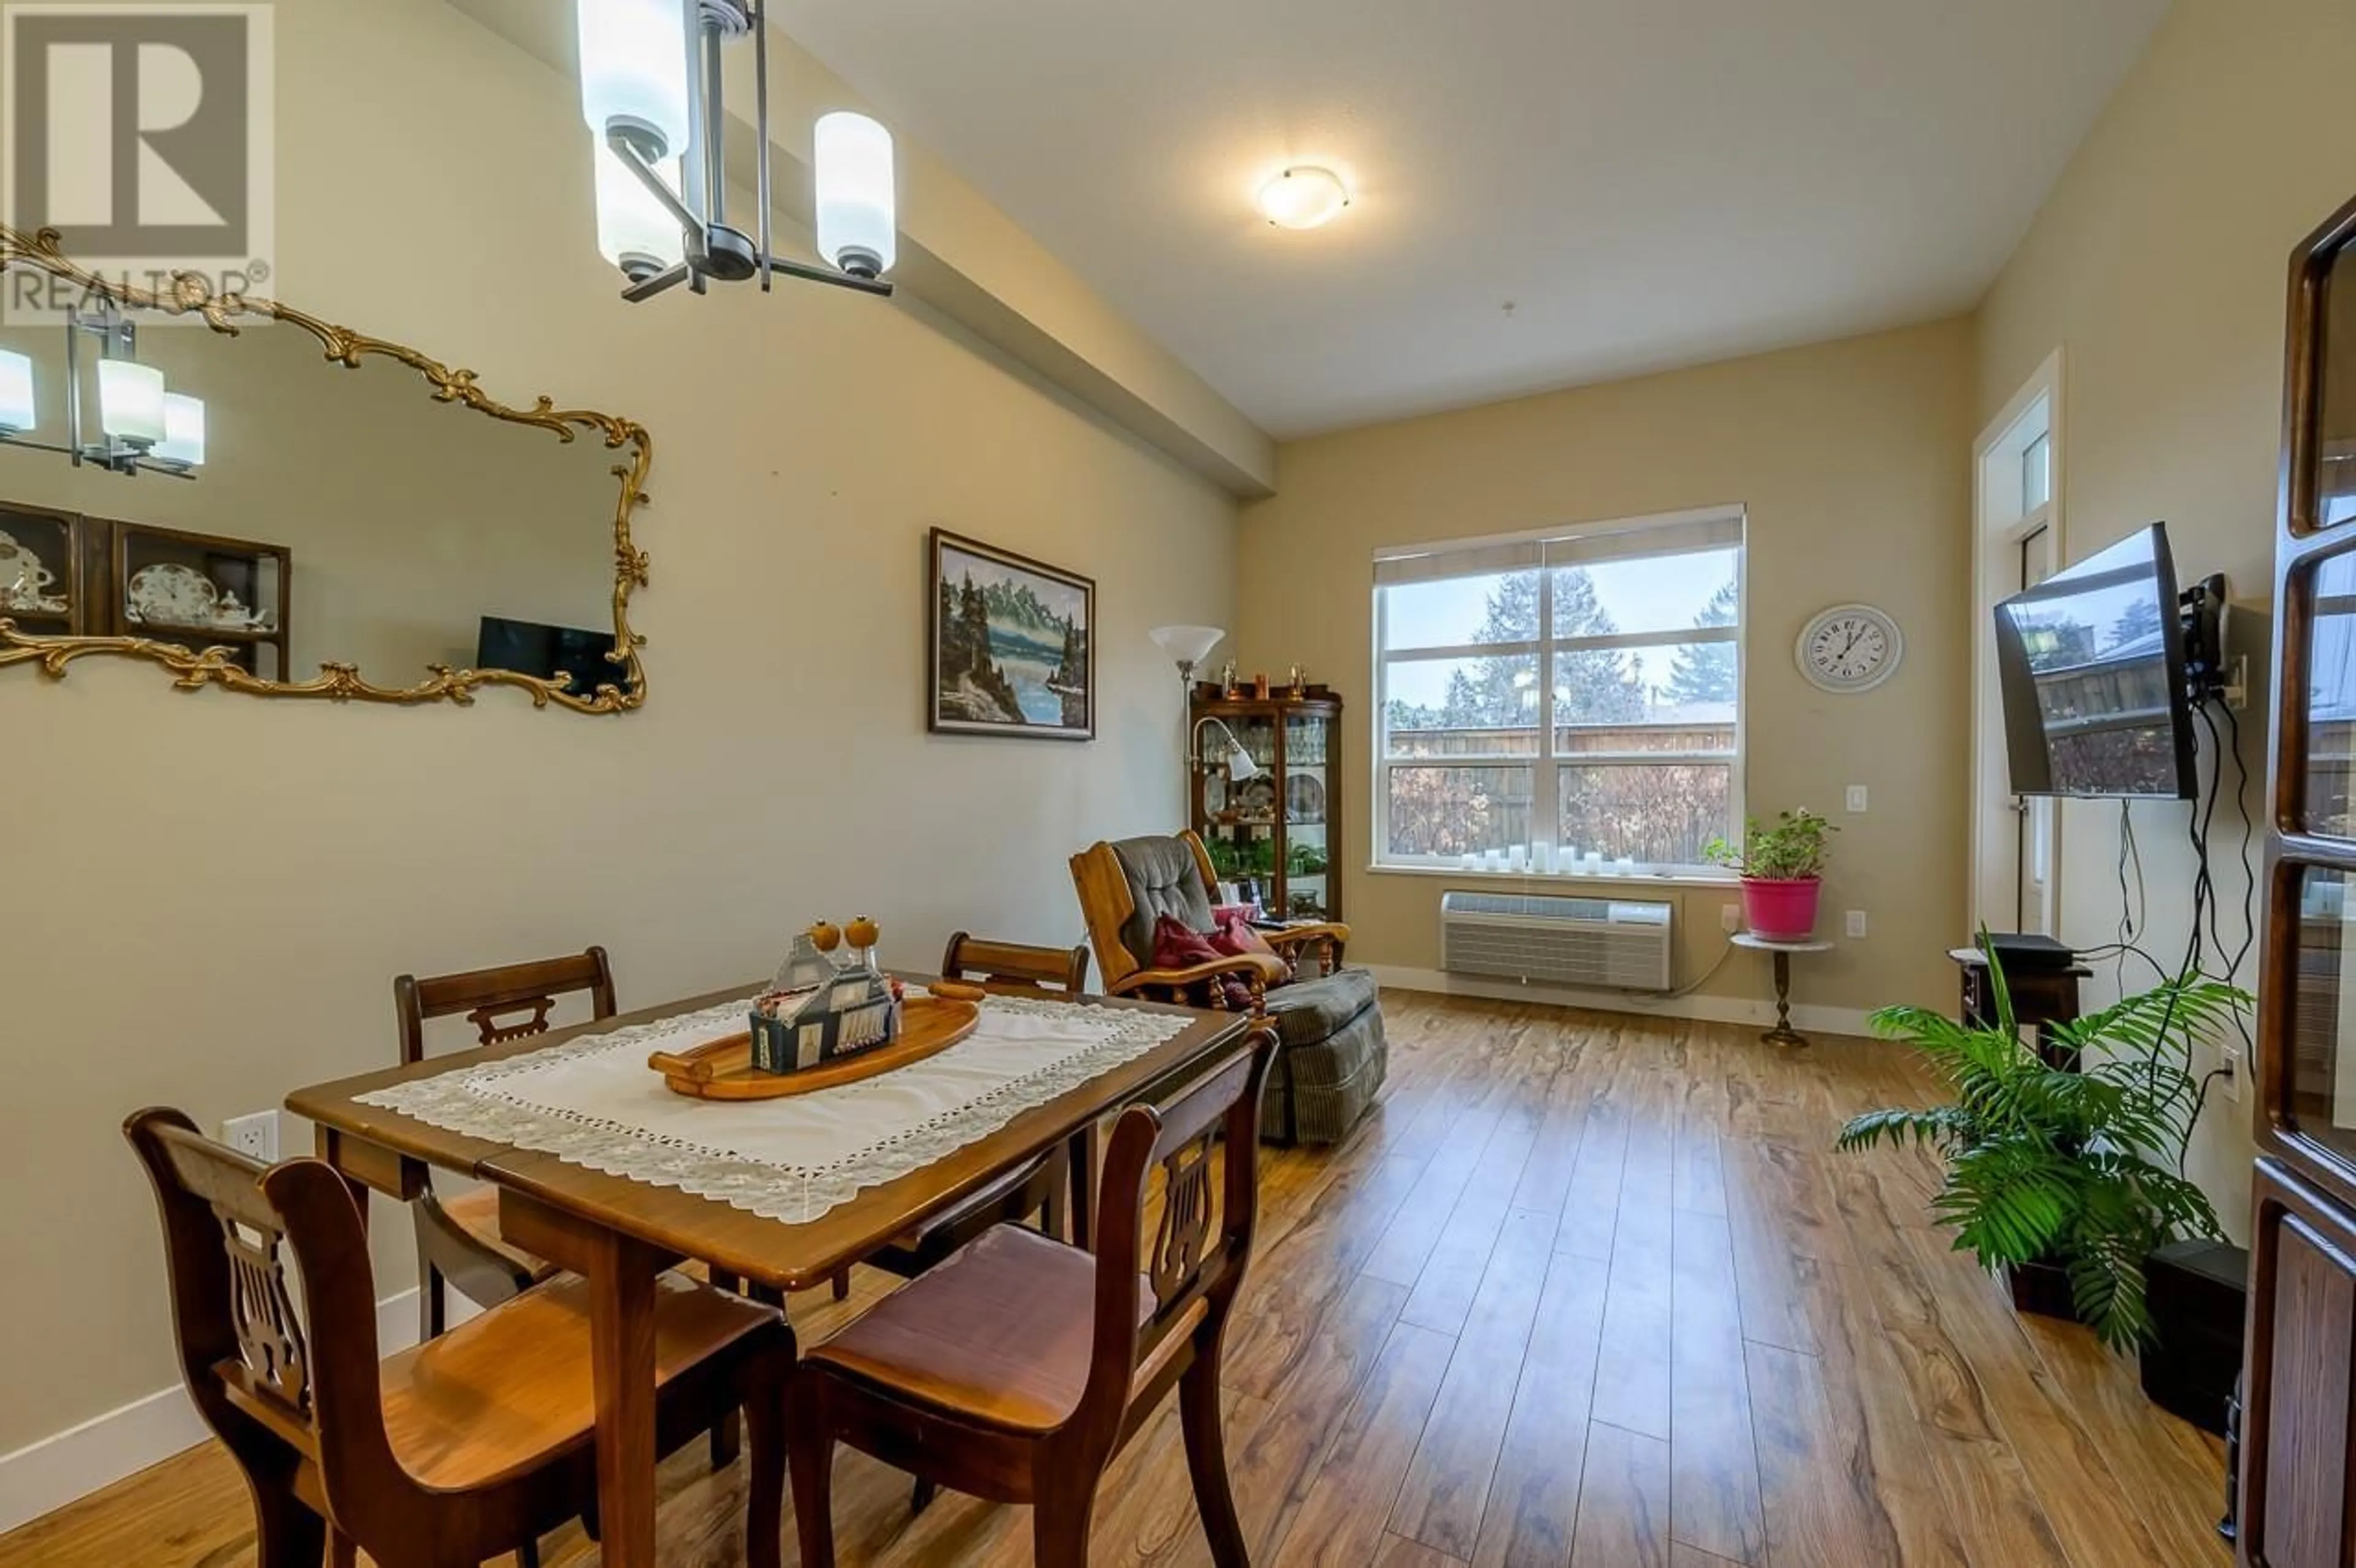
top-left (0, 1287), bottom-right (423, 1536)
top-left (1364, 964), bottom-right (1877, 1040)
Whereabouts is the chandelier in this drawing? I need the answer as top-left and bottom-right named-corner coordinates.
top-left (576, 0), bottom-right (898, 302)
top-left (0, 298), bottom-right (204, 479)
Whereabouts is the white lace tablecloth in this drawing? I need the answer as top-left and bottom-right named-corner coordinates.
top-left (356, 991), bottom-right (1190, 1224)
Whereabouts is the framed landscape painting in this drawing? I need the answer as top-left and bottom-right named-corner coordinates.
top-left (927, 529), bottom-right (1095, 740)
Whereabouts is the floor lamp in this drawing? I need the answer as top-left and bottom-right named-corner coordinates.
top-left (1149, 623), bottom-right (1230, 793)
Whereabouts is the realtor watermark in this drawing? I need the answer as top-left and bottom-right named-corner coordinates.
top-left (0, 2), bottom-right (274, 323)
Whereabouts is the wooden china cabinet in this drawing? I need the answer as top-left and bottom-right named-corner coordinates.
top-left (0, 504), bottom-right (290, 678)
top-left (1188, 683), bottom-right (1342, 924)
top-left (2241, 191), bottom-right (2356, 1568)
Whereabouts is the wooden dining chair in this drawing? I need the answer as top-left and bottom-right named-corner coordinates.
top-left (787, 1022), bottom-right (1279, 1568)
top-left (937, 930), bottom-right (1090, 997)
top-left (870, 932), bottom-right (1096, 1279)
top-left (393, 948), bottom-right (619, 1342)
top-left (396, 945), bottom-right (791, 1478)
top-left (124, 1107), bottom-right (791, 1568)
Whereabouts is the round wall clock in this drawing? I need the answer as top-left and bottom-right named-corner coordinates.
top-left (1796, 603), bottom-right (1904, 693)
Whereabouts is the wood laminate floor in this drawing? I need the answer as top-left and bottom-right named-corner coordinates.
top-left (0, 992), bottom-right (2228, 1567)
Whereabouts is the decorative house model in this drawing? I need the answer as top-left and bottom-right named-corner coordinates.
top-left (749, 918), bottom-right (903, 1074)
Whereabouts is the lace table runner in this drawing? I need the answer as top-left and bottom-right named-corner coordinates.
top-left (356, 991), bottom-right (1191, 1224)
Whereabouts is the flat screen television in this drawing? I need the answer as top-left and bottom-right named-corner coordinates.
top-left (1993, 521), bottom-right (2197, 799)
top-left (475, 615), bottom-right (620, 693)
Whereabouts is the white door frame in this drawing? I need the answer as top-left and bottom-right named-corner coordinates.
top-left (1971, 352), bottom-right (2064, 936)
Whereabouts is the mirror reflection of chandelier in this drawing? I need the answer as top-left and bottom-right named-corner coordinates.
top-left (0, 297), bottom-right (205, 480)
top-left (576, 0), bottom-right (898, 304)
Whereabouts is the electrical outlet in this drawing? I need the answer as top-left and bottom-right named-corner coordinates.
top-left (2220, 1045), bottom-right (2244, 1104)
top-left (1845, 909), bottom-right (1869, 939)
top-left (224, 1110), bottom-right (279, 1163)
top-left (1845, 784), bottom-right (1869, 813)
top-left (1720, 902), bottom-right (1741, 933)
top-left (2215, 653), bottom-right (2250, 712)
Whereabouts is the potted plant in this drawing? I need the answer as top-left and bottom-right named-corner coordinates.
top-left (1835, 945), bottom-right (2249, 1350)
top-left (1705, 809), bottom-right (1833, 939)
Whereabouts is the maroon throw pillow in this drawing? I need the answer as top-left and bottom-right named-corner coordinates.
top-left (1210, 912), bottom-right (1293, 986)
top-left (1152, 913), bottom-right (1254, 1010)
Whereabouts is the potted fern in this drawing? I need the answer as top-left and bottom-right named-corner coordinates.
top-left (1704, 809), bottom-right (1833, 939)
top-left (1836, 944), bottom-right (2249, 1350)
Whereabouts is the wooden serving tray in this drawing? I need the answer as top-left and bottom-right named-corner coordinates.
top-left (649, 992), bottom-right (984, 1101)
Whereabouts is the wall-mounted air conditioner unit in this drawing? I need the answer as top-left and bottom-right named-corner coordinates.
top-left (1439, 891), bottom-right (1673, 991)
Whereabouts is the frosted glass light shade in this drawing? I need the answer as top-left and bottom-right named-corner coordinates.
top-left (0, 350), bottom-right (32, 433)
top-left (1258, 166), bottom-right (1350, 229)
top-left (814, 112), bottom-right (896, 278)
top-left (1149, 625), bottom-right (1226, 667)
top-left (594, 142), bottom-right (685, 278)
top-left (576, 0), bottom-right (690, 158)
top-left (98, 360), bottom-right (165, 448)
top-left (156, 393), bottom-right (205, 467)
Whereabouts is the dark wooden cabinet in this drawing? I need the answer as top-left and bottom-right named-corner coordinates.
top-left (2244, 190), bottom-right (2356, 1568)
top-left (1187, 683), bottom-right (1341, 924)
top-left (105, 518), bottom-right (291, 680)
top-left (2243, 1161), bottom-right (2356, 1568)
top-left (0, 503), bottom-right (290, 677)
top-left (0, 501), bottom-right (87, 634)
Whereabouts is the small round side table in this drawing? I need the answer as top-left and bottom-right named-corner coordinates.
top-left (1731, 932), bottom-right (1834, 1046)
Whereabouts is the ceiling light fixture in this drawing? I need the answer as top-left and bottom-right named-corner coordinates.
top-left (155, 393), bottom-right (207, 472)
top-left (0, 352), bottom-right (33, 437)
top-left (98, 360), bottom-right (166, 450)
top-left (1258, 166), bottom-right (1350, 230)
top-left (0, 299), bottom-right (199, 479)
top-left (576, 0), bottom-right (898, 304)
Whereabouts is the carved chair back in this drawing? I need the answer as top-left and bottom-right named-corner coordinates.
top-left (1076, 1024), bottom-right (1277, 1439)
top-left (938, 931), bottom-right (1091, 997)
top-left (395, 945), bottom-right (617, 1066)
top-left (124, 1109), bottom-right (409, 1536)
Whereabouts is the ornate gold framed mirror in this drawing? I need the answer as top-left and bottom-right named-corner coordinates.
top-left (0, 226), bottom-right (651, 713)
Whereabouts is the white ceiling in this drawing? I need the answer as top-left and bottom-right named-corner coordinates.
top-left (776, 0), bottom-right (2168, 439)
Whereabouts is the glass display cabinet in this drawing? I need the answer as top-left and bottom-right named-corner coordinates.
top-left (1189, 682), bottom-right (1341, 923)
top-left (0, 502), bottom-right (83, 634)
top-left (107, 518), bottom-right (291, 680)
top-left (2243, 190), bottom-right (2356, 1566)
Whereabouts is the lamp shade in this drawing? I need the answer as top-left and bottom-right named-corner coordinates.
top-left (0, 349), bottom-right (32, 433)
top-left (1149, 625), bottom-right (1226, 667)
top-left (593, 141), bottom-right (685, 278)
top-left (813, 112), bottom-right (896, 278)
top-left (98, 359), bottom-right (166, 448)
top-left (1223, 740), bottom-right (1261, 782)
top-left (576, 0), bottom-right (691, 158)
top-left (156, 393), bottom-right (205, 467)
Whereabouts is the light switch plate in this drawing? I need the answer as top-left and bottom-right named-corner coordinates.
top-left (1845, 785), bottom-right (1869, 813)
top-left (224, 1110), bottom-right (279, 1163)
top-left (1844, 909), bottom-right (1868, 939)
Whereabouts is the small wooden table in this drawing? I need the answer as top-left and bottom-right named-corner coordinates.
top-left (1947, 945), bottom-right (2092, 1069)
top-left (1731, 932), bottom-right (1833, 1046)
top-left (288, 980), bottom-right (1249, 1568)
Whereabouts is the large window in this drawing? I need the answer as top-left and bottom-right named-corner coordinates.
top-left (1374, 508), bottom-right (1744, 874)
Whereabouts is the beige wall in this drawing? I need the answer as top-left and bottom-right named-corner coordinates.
top-left (1236, 319), bottom-right (1977, 1014)
top-left (0, 0), bottom-right (1233, 1456)
top-left (1976, 0), bottom-right (2356, 1240)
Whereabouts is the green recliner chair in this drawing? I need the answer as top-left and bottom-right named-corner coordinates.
top-left (1069, 830), bottom-right (1387, 1144)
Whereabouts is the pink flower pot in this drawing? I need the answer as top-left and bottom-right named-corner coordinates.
top-left (1741, 876), bottom-right (1822, 940)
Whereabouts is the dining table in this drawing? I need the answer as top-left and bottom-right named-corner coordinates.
top-left (287, 975), bottom-right (1251, 1568)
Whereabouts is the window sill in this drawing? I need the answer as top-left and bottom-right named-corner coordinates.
top-left (1365, 863), bottom-right (1741, 891)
